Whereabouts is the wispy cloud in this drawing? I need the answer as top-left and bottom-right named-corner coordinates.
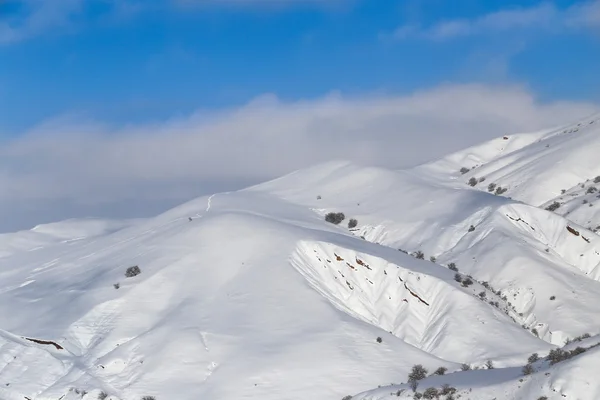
top-left (0, 0), bottom-right (144, 45)
top-left (386, 1), bottom-right (600, 41)
top-left (0, 84), bottom-right (596, 231)
top-left (0, 0), bottom-right (81, 44)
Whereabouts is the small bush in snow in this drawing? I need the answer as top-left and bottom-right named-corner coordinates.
top-left (141, 397), bottom-right (156, 400)
top-left (561, 189), bottom-right (566, 194)
top-left (422, 387), bottom-right (439, 399)
top-left (478, 177), bottom-right (486, 183)
top-left (587, 186), bottom-right (598, 194)
top-left (462, 277), bottom-right (474, 287)
top-left (532, 328), bottom-right (539, 337)
top-left (413, 393), bottom-right (423, 399)
top-left (528, 353), bottom-right (539, 363)
top-left (376, 337), bottom-right (382, 343)
top-left (495, 186), bottom-right (508, 195)
top-left (545, 202), bottom-right (561, 212)
top-left (460, 167), bottom-right (470, 174)
top-left (488, 183), bottom-right (497, 192)
top-left (448, 263), bottom-right (458, 271)
top-left (347, 218), bottom-right (358, 228)
top-left (454, 273), bottom-right (462, 283)
top-left (440, 384), bottom-right (457, 395)
top-left (413, 251), bottom-right (425, 260)
top-left (433, 366), bottom-right (447, 375)
top-left (98, 392), bottom-right (108, 400)
top-left (325, 212), bottom-right (345, 225)
top-left (468, 177), bottom-right (478, 186)
top-left (429, 256), bottom-right (436, 263)
top-left (460, 363), bottom-right (471, 371)
top-left (317, 195), bottom-right (322, 200)
top-left (342, 396), bottom-right (352, 400)
top-left (550, 295), bottom-right (556, 300)
top-left (113, 283), bottom-right (120, 289)
top-left (468, 225), bottom-right (475, 232)
top-left (408, 364), bottom-right (428, 391)
top-left (478, 291), bottom-right (486, 298)
top-left (522, 364), bottom-right (534, 375)
top-left (485, 360), bottom-right (494, 369)
top-left (125, 266), bottom-right (141, 278)
top-left (537, 397), bottom-right (548, 400)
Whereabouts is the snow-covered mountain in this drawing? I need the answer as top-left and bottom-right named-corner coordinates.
top-left (1, 113), bottom-right (600, 400)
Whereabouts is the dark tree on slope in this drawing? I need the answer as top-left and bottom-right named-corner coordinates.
top-left (413, 251), bottom-right (425, 260)
top-left (545, 202), bottom-right (561, 212)
top-left (468, 177), bottom-right (478, 186)
top-left (325, 212), bottom-right (345, 225)
top-left (408, 364), bottom-right (428, 391)
top-left (348, 218), bottom-right (358, 228)
top-left (433, 366), bottom-right (447, 375)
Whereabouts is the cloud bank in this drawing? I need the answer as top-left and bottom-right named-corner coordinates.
top-left (0, 83), bottom-right (597, 231)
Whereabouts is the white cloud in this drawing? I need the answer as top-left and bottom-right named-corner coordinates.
top-left (0, 84), bottom-right (597, 231)
top-left (387, 1), bottom-right (600, 41)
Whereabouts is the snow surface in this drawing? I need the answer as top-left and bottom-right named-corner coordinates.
top-left (1, 114), bottom-right (600, 400)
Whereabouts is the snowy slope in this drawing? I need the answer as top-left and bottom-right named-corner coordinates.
top-left (1, 113), bottom-right (600, 400)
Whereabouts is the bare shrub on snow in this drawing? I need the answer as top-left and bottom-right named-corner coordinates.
top-left (527, 353), bottom-right (539, 363)
top-left (522, 364), bottom-right (534, 375)
top-left (422, 387), bottom-right (439, 399)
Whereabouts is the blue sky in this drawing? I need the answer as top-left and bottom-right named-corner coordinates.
top-left (0, 0), bottom-right (599, 231)
top-left (1, 0), bottom-right (598, 133)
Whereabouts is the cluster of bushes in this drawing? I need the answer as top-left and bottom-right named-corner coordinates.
top-left (454, 273), bottom-right (473, 287)
top-left (495, 186), bottom-right (508, 195)
top-left (545, 202), bottom-right (561, 212)
top-left (406, 364), bottom-right (458, 399)
top-left (565, 333), bottom-right (591, 345)
top-left (325, 212), bottom-right (358, 229)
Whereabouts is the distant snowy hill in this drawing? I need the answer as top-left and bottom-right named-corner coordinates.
top-left (1, 113), bottom-right (599, 400)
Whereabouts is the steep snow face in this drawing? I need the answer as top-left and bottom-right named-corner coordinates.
top-left (291, 241), bottom-right (548, 364)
